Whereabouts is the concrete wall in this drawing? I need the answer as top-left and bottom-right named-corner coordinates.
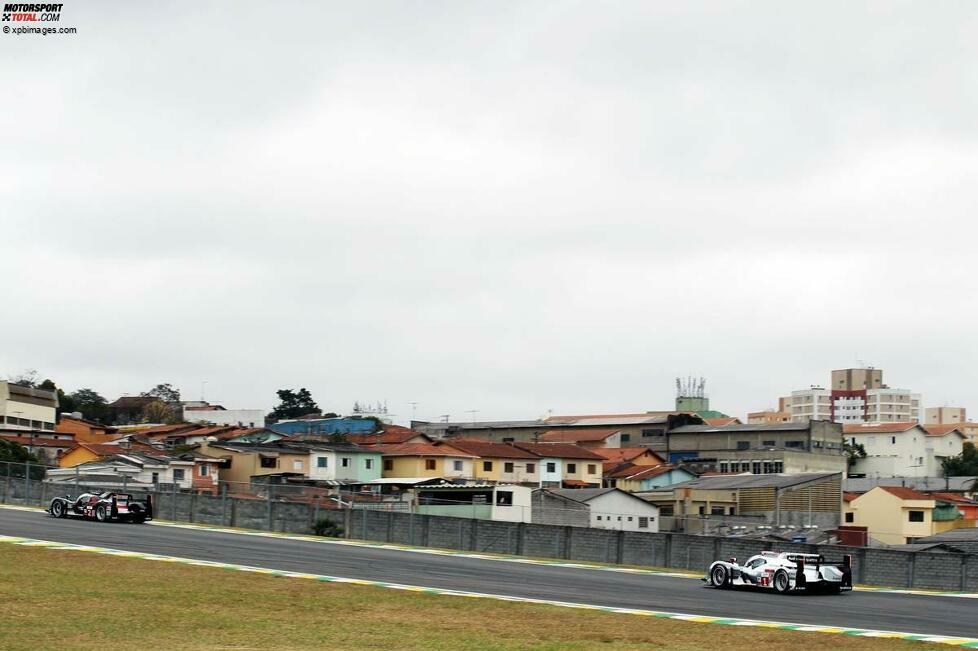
top-left (6, 476), bottom-right (978, 591)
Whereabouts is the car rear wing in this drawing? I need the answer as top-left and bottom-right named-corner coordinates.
top-left (793, 554), bottom-right (853, 588)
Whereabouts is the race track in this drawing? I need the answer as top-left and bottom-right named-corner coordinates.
top-left (1, 507), bottom-right (974, 640)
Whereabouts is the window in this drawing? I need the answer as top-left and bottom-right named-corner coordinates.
top-left (502, 437), bottom-right (514, 443)
top-left (546, 462), bottom-right (556, 473)
top-left (293, 460), bottom-right (303, 471)
top-left (845, 512), bottom-right (854, 523)
top-left (891, 436), bottom-right (896, 445)
top-left (173, 468), bottom-right (185, 481)
top-left (751, 461), bottom-right (762, 474)
top-left (526, 463), bottom-right (535, 473)
top-left (785, 440), bottom-right (804, 448)
top-left (504, 462), bottom-right (514, 473)
top-left (587, 464), bottom-right (597, 474)
top-left (698, 506), bottom-right (705, 515)
top-left (365, 459), bottom-right (373, 470)
top-left (627, 516), bottom-right (633, 521)
top-left (483, 461), bottom-right (493, 472)
top-left (496, 491), bottom-right (513, 506)
top-left (453, 459), bottom-right (462, 471)
top-left (711, 506), bottom-right (725, 515)
top-left (736, 441), bottom-right (749, 451)
top-left (728, 507), bottom-right (736, 515)
top-left (621, 434), bottom-right (631, 443)
top-left (762, 461), bottom-right (773, 474)
top-left (341, 457), bottom-right (350, 468)
top-left (317, 457), bottom-right (328, 468)
top-left (260, 457), bottom-right (277, 468)
top-left (909, 510), bottom-right (924, 522)
top-left (772, 461), bottom-right (783, 473)
top-left (596, 515), bottom-right (602, 521)
top-left (659, 505), bottom-right (674, 516)
top-left (747, 558), bottom-right (766, 569)
top-left (762, 440), bottom-right (775, 447)
top-left (383, 459), bottom-right (394, 471)
top-left (641, 428), bottom-right (664, 438)
top-left (151, 472), bottom-right (159, 484)
top-left (719, 461), bottom-right (729, 473)
top-left (637, 517), bottom-right (649, 529)
top-left (199, 465), bottom-right (208, 476)
top-left (425, 459), bottom-right (436, 471)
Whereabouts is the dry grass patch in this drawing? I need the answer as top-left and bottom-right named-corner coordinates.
top-left (0, 545), bottom-right (932, 650)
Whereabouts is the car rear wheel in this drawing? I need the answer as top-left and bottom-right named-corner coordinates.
top-left (95, 505), bottom-right (108, 522)
top-left (710, 565), bottom-right (728, 588)
top-left (50, 500), bottom-right (66, 518)
top-left (773, 570), bottom-right (790, 594)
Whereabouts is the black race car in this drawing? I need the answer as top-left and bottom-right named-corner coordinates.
top-left (47, 492), bottom-right (153, 523)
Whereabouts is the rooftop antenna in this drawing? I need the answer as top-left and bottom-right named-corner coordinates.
top-left (408, 402), bottom-right (419, 422)
top-left (440, 414), bottom-right (450, 423)
top-left (201, 381), bottom-right (207, 403)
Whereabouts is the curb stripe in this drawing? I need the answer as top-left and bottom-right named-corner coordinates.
top-left (4, 503), bottom-right (977, 600)
top-left (0, 533), bottom-right (975, 647)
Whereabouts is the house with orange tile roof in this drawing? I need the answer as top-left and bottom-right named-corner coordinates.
top-left (57, 441), bottom-right (159, 468)
top-left (346, 425), bottom-right (432, 446)
top-left (434, 439), bottom-right (541, 485)
top-left (844, 422), bottom-right (965, 478)
top-left (844, 485), bottom-right (977, 545)
top-left (373, 442), bottom-right (478, 480)
top-left (511, 442), bottom-right (604, 488)
top-left (55, 415), bottom-right (119, 444)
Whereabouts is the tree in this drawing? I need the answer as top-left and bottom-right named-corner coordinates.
top-left (843, 441), bottom-right (867, 471)
top-left (69, 388), bottom-right (109, 422)
top-left (142, 400), bottom-right (180, 424)
top-left (940, 442), bottom-right (978, 477)
top-left (7, 369), bottom-right (38, 387)
top-left (270, 388), bottom-right (320, 420)
top-left (141, 383), bottom-right (181, 404)
top-left (56, 388), bottom-right (76, 415)
top-left (37, 379), bottom-right (56, 391)
top-left (0, 440), bottom-right (44, 478)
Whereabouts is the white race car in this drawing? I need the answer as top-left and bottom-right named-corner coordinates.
top-left (705, 551), bottom-right (852, 594)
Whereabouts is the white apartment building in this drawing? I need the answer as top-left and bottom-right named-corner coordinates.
top-left (845, 423), bottom-right (964, 478)
top-left (0, 381), bottom-right (57, 432)
top-left (785, 388), bottom-right (832, 422)
top-left (780, 369), bottom-right (920, 425)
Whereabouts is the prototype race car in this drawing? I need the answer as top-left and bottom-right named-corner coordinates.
top-left (705, 550), bottom-right (852, 594)
top-left (47, 492), bottom-right (153, 524)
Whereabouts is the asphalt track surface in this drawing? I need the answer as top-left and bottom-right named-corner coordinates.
top-left (1, 508), bottom-right (975, 639)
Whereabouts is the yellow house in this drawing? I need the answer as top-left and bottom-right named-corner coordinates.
top-left (198, 442), bottom-right (310, 489)
top-left (435, 439), bottom-right (541, 484)
top-left (847, 486), bottom-right (936, 545)
top-left (59, 442), bottom-right (158, 468)
top-left (512, 442), bottom-right (604, 488)
top-left (375, 443), bottom-right (477, 479)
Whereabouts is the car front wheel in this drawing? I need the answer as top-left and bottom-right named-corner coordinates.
top-left (50, 500), bottom-right (66, 518)
top-left (95, 505), bottom-right (108, 522)
top-left (711, 565), bottom-right (728, 588)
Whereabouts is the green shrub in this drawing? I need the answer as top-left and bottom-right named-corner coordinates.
top-left (312, 518), bottom-right (344, 537)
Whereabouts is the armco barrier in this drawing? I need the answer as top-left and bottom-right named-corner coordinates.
top-left (5, 477), bottom-right (978, 591)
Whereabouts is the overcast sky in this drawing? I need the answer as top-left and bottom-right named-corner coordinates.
top-left (2, 2), bottom-right (977, 423)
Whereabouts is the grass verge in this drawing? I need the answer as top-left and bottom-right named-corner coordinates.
top-left (0, 544), bottom-right (934, 650)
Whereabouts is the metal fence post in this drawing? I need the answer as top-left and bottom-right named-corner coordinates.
top-left (171, 483), bottom-right (177, 521)
top-left (25, 460), bottom-right (30, 505)
top-left (221, 483), bottom-right (228, 526)
top-left (267, 485), bottom-right (273, 531)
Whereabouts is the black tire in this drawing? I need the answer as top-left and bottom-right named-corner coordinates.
top-left (826, 584), bottom-right (841, 595)
top-left (50, 500), bottom-right (66, 518)
top-left (132, 515), bottom-right (146, 524)
top-left (773, 570), bottom-right (791, 594)
top-left (95, 505), bottom-right (108, 522)
top-left (710, 565), bottom-right (729, 588)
